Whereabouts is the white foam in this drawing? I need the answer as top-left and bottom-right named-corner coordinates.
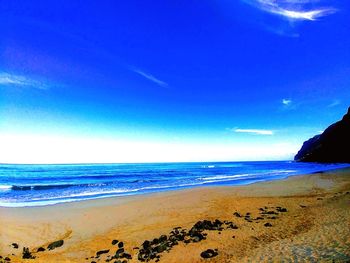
top-left (0, 185), bottom-right (11, 190)
top-left (199, 173), bottom-right (253, 181)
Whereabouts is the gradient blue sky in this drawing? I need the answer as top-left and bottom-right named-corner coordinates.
top-left (0, 0), bottom-right (349, 163)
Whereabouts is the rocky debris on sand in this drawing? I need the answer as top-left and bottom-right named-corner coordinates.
top-left (137, 219), bottom-right (236, 262)
top-left (200, 249), bottom-right (218, 259)
top-left (47, 240), bottom-right (64, 250)
top-left (22, 247), bottom-right (35, 259)
top-left (235, 206), bottom-right (288, 224)
top-left (87, 239), bottom-right (132, 262)
top-left (264, 223), bottom-right (272, 227)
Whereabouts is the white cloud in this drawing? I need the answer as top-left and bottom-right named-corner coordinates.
top-left (244, 0), bottom-right (336, 21)
top-left (233, 128), bottom-right (274, 135)
top-left (0, 72), bottom-right (48, 90)
top-left (133, 69), bottom-right (168, 88)
top-left (282, 98), bottom-right (292, 105)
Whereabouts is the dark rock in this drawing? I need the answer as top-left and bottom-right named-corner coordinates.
top-left (116, 248), bottom-right (124, 255)
top-left (264, 223), bottom-right (272, 227)
top-left (47, 240), bottom-right (64, 250)
top-left (121, 253), bottom-right (132, 259)
top-left (295, 107), bottom-right (350, 163)
top-left (11, 243), bottom-right (18, 249)
top-left (96, 249), bottom-right (109, 256)
top-left (155, 244), bottom-right (167, 253)
top-left (142, 240), bottom-right (150, 249)
top-left (4, 257), bottom-right (11, 261)
top-left (233, 212), bottom-right (241, 217)
top-left (112, 239), bottom-right (119, 245)
top-left (226, 222), bottom-right (238, 229)
top-left (191, 232), bottom-right (205, 242)
top-left (22, 247), bottom-right (35, 259)
top-left (37, 247), bottom-right (45, 252)
top-left (276, 207), bottom-right (287, 212)
top-left (265, 211), bottom-right (277, 215)
top-left (152, 238), bottom-right (159, 245)
top-left (200, 249), bottom-right (218, 259)
top-left (159, 235), bottom-right (167, 242)
top-left (118, 241), bottom-right (124, 248)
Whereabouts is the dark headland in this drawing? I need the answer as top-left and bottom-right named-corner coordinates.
top-left (295, 107), bottom-right (350, 163)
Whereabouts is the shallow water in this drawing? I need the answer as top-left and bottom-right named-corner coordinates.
top-left (0, 161), bottom-right (349, 207)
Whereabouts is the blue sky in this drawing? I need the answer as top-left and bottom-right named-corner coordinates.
top-left (0, 0), bottom-right (349, 163)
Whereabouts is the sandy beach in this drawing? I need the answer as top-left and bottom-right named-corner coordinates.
top-left (1, 168), bottom-right (350, 262)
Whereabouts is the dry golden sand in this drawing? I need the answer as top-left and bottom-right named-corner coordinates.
top-left (1, 168), bottom-right (350, 262)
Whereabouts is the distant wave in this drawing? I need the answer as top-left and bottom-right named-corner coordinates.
top-left (198, 170), bottom-right (298, 183)
top-left (9, 182), bottom-right (110, 191)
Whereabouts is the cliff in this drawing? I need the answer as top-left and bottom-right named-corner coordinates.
top-left (294, 107), bottom-right (350, 163)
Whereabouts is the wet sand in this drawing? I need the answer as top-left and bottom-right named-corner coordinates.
top-left (1, 168), bottom-right (350, 262)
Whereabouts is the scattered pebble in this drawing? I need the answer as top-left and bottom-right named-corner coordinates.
top-left (37, 247), bottom-right (45, 252)
top-left (96, 249), bottom-right (109, 257)
top-left (22, 247), bottom-right (35, 259)
top-left (47, 240), bottom-right (64, 250)
top-left (200, 249), bottom-right (218, 259)
top-left (11, 243), bottom-right (18, 249)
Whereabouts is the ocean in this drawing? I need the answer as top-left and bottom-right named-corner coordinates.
top-left (0, 161), bottom-right (349, 207)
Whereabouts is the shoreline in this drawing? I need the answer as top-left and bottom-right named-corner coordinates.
top-left (1, 167), bottom-right (350, 262)
top-left (1, 165), bottom-right (349, 209)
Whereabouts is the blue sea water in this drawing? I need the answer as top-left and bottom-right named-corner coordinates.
top-left (0, 161), bottom-right (349, 207)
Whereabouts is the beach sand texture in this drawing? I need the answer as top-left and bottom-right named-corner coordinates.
top-left (1, 169), bottom-right (350, 262)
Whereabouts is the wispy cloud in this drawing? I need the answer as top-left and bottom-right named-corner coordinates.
top-left (244, 0), bottom-right (336, 21)
top-left (281, 98), bottom-right (299, 110)
top-left (232, 128), bottom-right (274, 135)
top-left (132, 69), bottom-right (168, 88)
top-left (0, 72), bottom-right (48, 90)
top-left (327, 99), bottom-right (341, 108)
